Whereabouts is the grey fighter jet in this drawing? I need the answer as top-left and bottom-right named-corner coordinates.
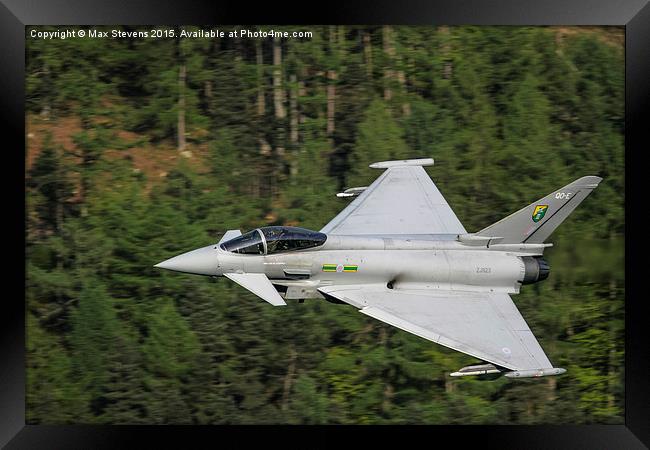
top-left (155, 158), bottom-right (602, 379)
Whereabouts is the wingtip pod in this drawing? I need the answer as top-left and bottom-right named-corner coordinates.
top-left (504, 368), bottom-right (566, 379)
top-left (369, 158), bottom-right (434, 169)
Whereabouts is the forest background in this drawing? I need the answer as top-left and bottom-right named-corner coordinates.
top-left (25, 25), bottom-right (624, 424)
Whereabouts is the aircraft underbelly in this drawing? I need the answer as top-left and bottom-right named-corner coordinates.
top-left (270, 250), bottom-right (522, 294)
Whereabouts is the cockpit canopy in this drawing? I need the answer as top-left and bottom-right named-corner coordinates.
top-left (220, 226), bottom-right (327, 255)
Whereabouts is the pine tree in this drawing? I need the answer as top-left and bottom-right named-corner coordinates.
top-left (351, 98), bottom-right (411, 186)
top-left (27, 133), bottom-right (74, 234)
top-left (69, 279), bottom-right (120, 420)
top-left (26, 313), bottom-right (86, 423)
top-left (142, 299), bottom-right (200, 423)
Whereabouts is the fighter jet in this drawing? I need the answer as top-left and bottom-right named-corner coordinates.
top-left (155, 158), bottom-right (602, 379)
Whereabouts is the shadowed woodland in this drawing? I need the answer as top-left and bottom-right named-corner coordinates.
top-left (26, 25), bottom-right (624, 424)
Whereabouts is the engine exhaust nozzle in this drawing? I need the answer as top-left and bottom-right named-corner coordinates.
top-left (520, 256), bottom-right (550, 285)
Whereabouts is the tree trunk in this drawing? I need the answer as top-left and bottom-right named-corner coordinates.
top-left (281, 346), bottom-right (297, 411)
top-left (290, 74), bottom-right (298, 145)
top-left (273, 36), bottom-right (286, 120)
top-left (78, 118), bottom-right (91, 217)
top-left (397, 69), bottom-right (410, 116)
top-left (440, 26), bottom-right (453, 80)
top-left (383, 26), bottom-right (394, 101)
top-left (289, 73), bottom-right (299, 177)
top-left (546, 375), bottom-right (557, 403)
top-left (298, 69), bottom-right (306, 126)
top-left (327, 26), bottom-right (338, 141)
top-left (204, 80), bottom-right (213, 116)
top-left (382, 383), bottom-right (394, 413)
top-left (445, 378), bottom-right (455, 394)
top-left (327, 70), bottom-right (337, 138)
top-left (273, 36), bottom-right (286, 169)
top-left (256, 40), bottom-right (265, 116)
top-left (40, 64), bottom-right (51, 120)
top-left (526, 399), bottom-right (534, 420)
top-left (608, 247), bottom-right (617, 410)
top-left (363, 31), bottom-right (373, 77)
top-left (52, 142), bottom-right (64, 232)
top-left (177, 64), bottom-right (186, 152)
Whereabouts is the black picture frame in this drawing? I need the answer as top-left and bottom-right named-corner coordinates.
top-left (3, 0), bottom-right (648, 447)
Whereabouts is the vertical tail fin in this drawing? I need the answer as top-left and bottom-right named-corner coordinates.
top-left (475, 176), bottom-right (602, 244)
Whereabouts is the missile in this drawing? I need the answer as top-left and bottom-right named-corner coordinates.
top-left (450, 363), bottom-right (502, 377)
top-left (504, 368), bottom-right (566, 378)
top-left (336, 186), bottom-right (368, 198)
top-left (451, 365), bottom-right (567, 378)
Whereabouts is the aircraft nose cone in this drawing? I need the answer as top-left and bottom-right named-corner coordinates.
top-left (154, 245), bottom-right (218, 276)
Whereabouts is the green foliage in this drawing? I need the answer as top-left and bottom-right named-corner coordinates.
top-left (26, 26), bottom-right (624, 425)
top-left (143, 300), bottom-right (200, 378)
top-left (352, 98), bottom-right (411, 185)
top-left (26, 313), bottom-right (86, 423)
top-left (27, 133), bottom-right (74, 233)
top-left (69, 280), bottom-right (120, 417)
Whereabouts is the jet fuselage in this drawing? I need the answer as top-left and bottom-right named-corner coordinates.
top-left (154, 158), bottom-right (600, 379)
top-left (158, 235), bottom-right (549, 300)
